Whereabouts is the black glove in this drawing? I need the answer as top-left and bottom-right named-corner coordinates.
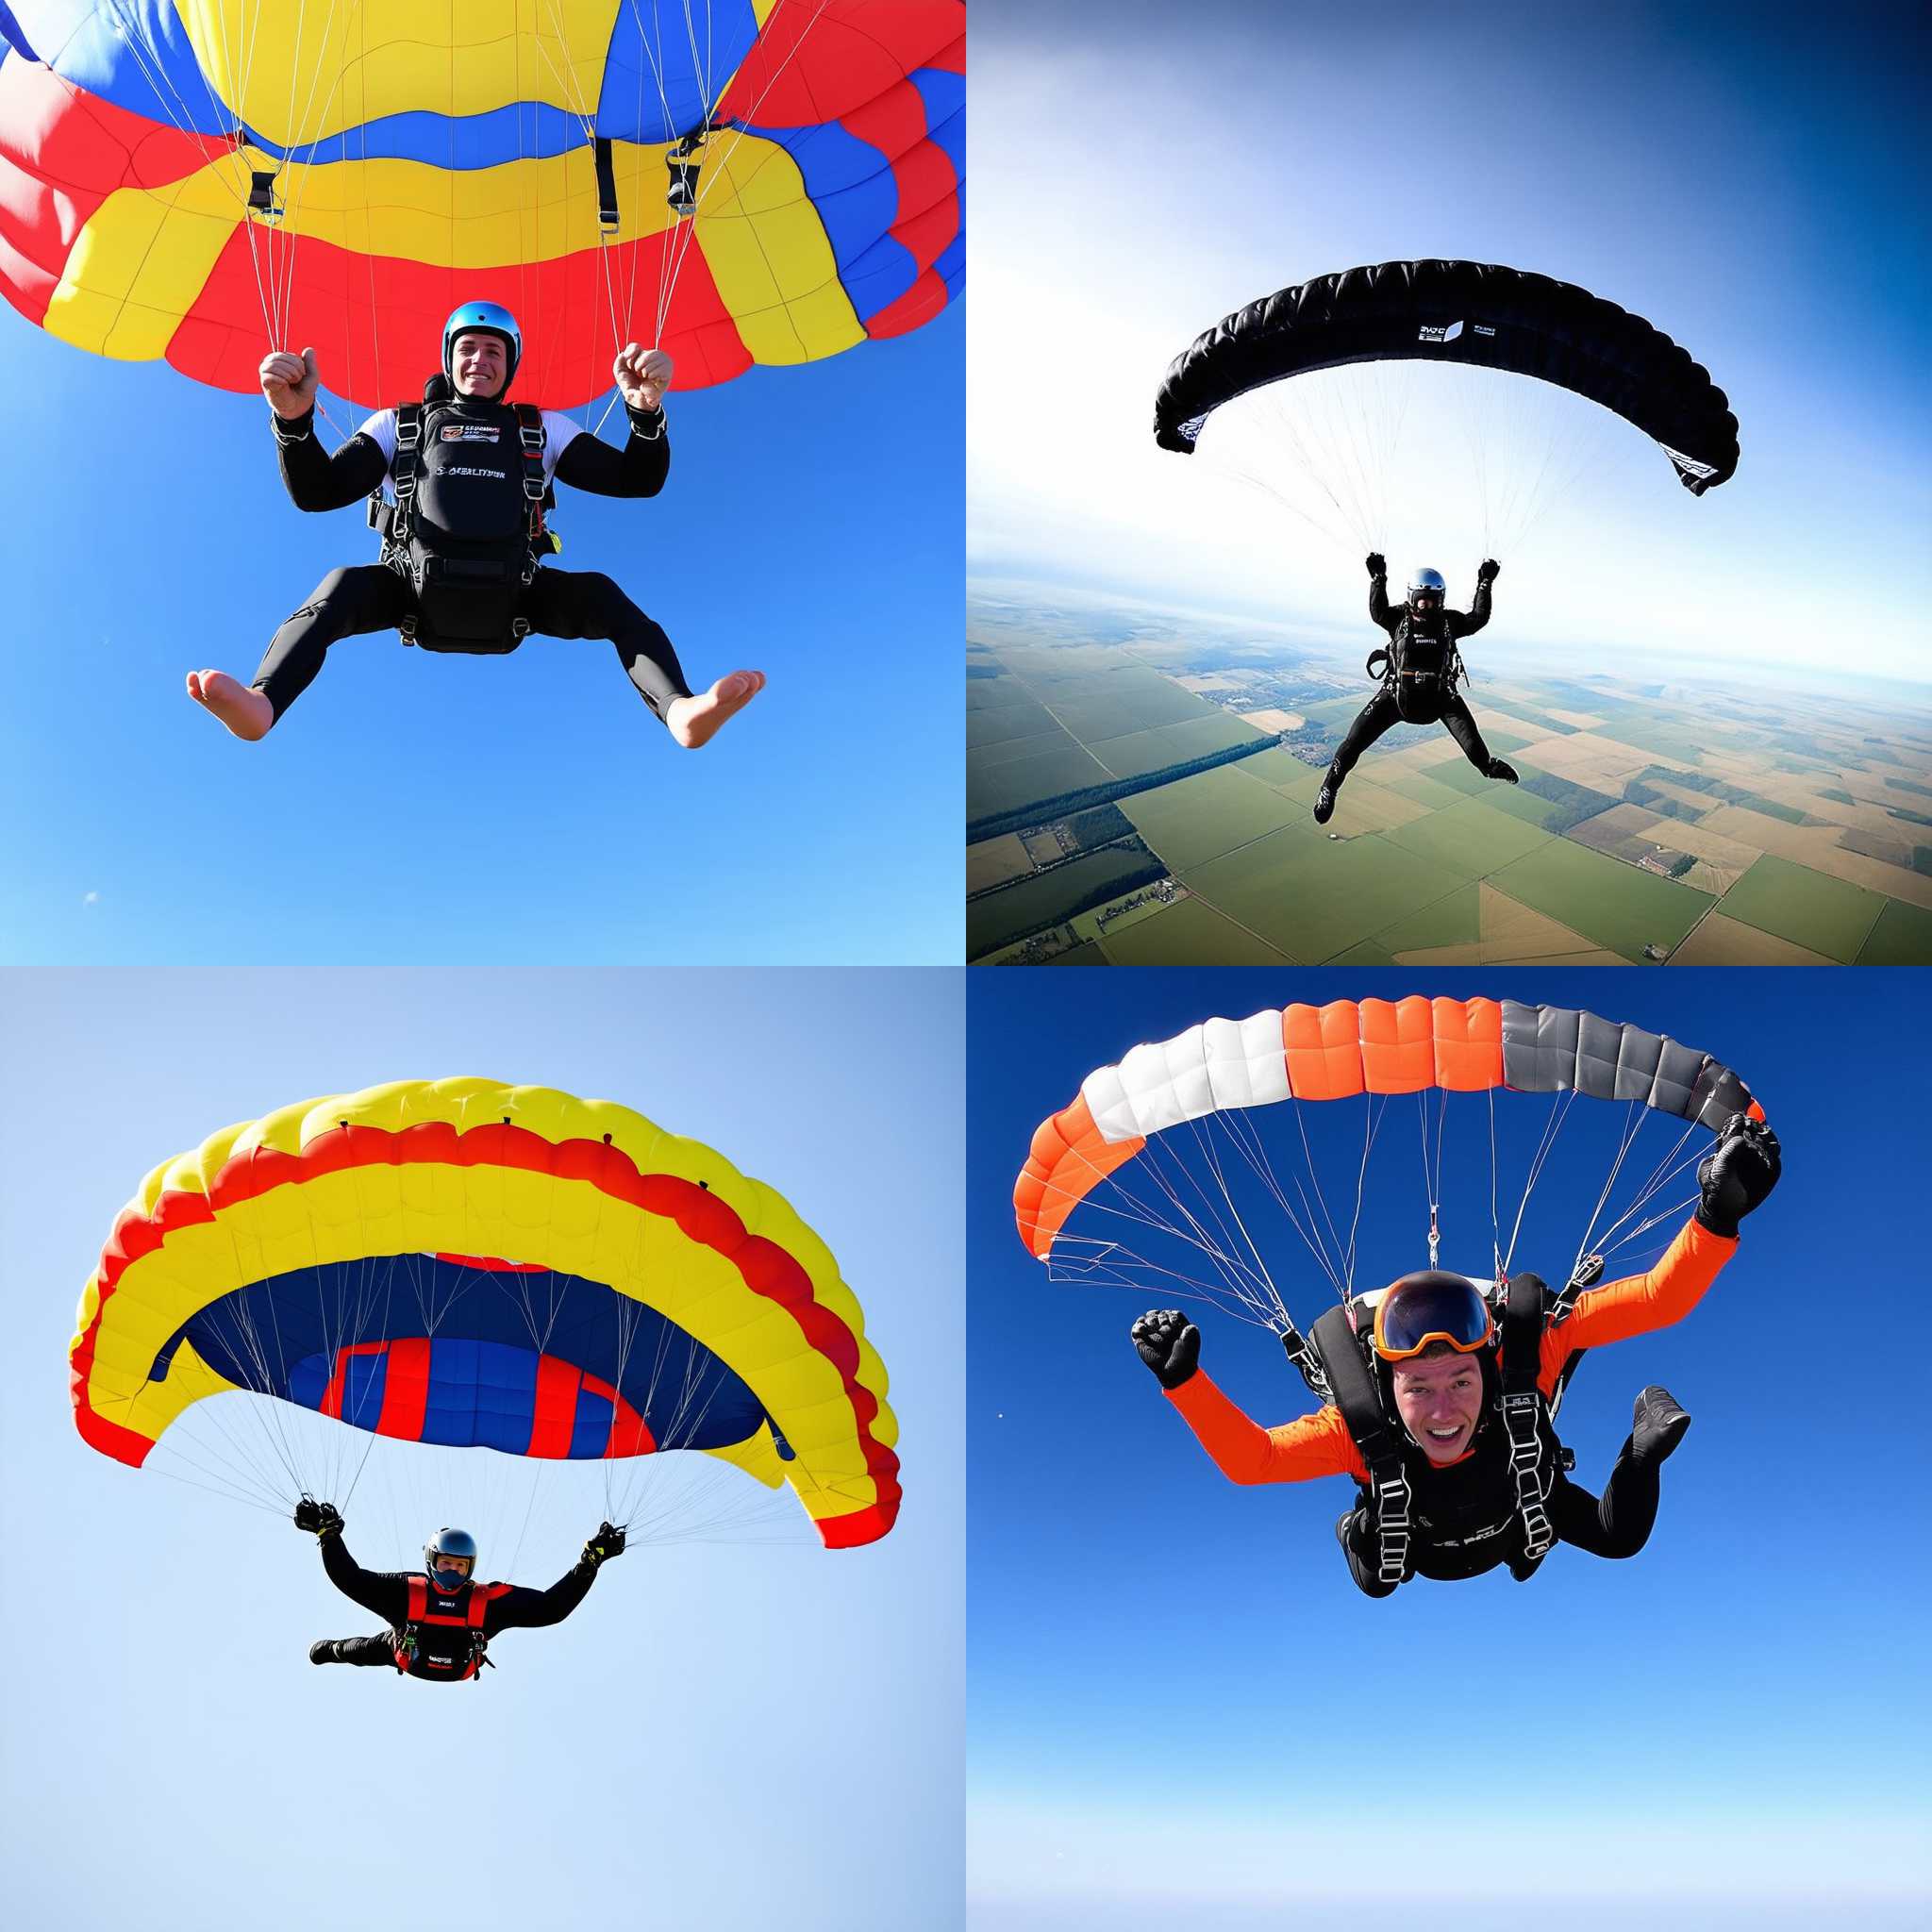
top-left (1477, 558), bottom-right (1500, 583)
top-left (294, 1497), bottom-right (343, 1538)
top-left (583, 1521), bottom-right (628, 1566)
top-left (1696, 1115), bottom-right (1781, 1239)
top-left (1131, 1308), bottom-right (1200, 1391)
top-left (1365, 553), bottom-right (1387, 578)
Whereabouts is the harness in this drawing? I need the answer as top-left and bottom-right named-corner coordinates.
top-left (1366, 613), bottom-right (1466, 723)
top-left (394, 1574), bottom-right (508, 1682)
top-left (370, 396), bottom-right (550, 651)
top-left (1308, 1273), bottom-right (1574, 1590)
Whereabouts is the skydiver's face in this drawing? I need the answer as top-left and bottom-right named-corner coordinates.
top-left (1390, 1350), bottom-right (1486, 1464)
top-left (1411, 592), bottom-right (1442, 619)
top-left (430, 1553), bottom-right (474, 1581)
top-left (451, 332), bottom-right (508, 398)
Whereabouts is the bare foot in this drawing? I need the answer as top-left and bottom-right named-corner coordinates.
top-left (665, 670), bottom-right (764, 748)
top-left (186, 670), bottom-right (275, 741)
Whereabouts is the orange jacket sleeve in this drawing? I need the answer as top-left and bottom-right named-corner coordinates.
top-left (1538, 1213), bottom-right (1738, 1391)
top-left (1164, 1372), bottom-right (1366, 1485)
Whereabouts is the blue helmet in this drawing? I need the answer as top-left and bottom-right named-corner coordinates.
top-left (441, 301), bottom-right (521, 395)
top-left (1407, 565), bottom-right (1447, 602)
top-left (424, 1525), bottom-right (478, 1591)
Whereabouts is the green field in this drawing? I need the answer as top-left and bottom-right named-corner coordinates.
top-left (1120, 766), bottom-right (1306, 872)
top-left (1857, 897), bottom-right (1932, 964)
top-left (1180, 826), bottom-right (1471, 962)
top-left (1716, 855), bottom-right (1885, 963)
top-left (1486, 841), bottom-right (1714, 959)
top-left (967, 844), bottom-right (1162, 958)
top-left (1096, 891), bottom-right (1293, 963)
top-left (965, 620), bottom-right (1932, 964)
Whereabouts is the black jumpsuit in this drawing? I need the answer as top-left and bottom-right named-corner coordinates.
top-left (1336, 1430), bottom-right (1673, 1600)
top-left (254, 401), bottom-right (692, 723)
top-left (314, 1531), bottom-right (602, 1677)
top-left (1324, 573), bottom-right (1500, 796)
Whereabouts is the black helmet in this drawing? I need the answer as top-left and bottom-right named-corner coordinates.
top-left (424, 1525), bottom-right (478, 1590)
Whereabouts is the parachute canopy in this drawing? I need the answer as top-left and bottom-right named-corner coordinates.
top-left (71, 1078), bottom-right (899, 1547)
top-left (1017, 995), bottom-right (1760, 1268)
top-left (0, 0), bottom-right (963, 408)
top-left (1154, 259), bottom-right (1738, 495)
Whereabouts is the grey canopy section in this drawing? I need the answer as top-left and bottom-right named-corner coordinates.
top-left (1499, 1000), bottom-right (1756, 1131)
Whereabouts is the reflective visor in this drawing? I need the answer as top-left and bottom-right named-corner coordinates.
top-left (1372, 1273), bottom-right (1495, 1361)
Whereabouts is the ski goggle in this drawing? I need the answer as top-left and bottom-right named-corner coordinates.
top-left (1372, 1273), bottom-right (1495, 1362)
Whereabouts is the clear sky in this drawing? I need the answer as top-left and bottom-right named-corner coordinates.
top-left (968, 967), bottom-right (1931, 1929)
top-left (969, 0), bottom-right (1931, 685)
top-left (0, 295), bottom-right (962, 965)
top-left (0, 967), bottom-right (963, 1931)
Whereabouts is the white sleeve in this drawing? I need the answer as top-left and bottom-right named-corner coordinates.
top-left (358, 408), bottom-right (399, 468)
top-left (540, 408), bottom-right (584, 485)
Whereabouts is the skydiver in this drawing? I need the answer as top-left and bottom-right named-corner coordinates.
top-left (1311, 557), bottom-right (1516, 825)
top-left (186, 303), bottom-right (764, 745)
top-left (297, 1507), bottom-right (627, 1679)
top-left (1129, 1114), bottom-right (1780, 1596)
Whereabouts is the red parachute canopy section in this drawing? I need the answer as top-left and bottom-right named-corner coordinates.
top-left (0, 0), bottom-right (963, 408)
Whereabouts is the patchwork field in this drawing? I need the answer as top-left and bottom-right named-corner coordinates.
top-left (966, 608), bottom-right (1932, 964)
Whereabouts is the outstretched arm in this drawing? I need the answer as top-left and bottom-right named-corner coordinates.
top-left (1452, 561), bottom-right (1498, 639)
top-left (259, 349), bottom-right (386, 511)
top-left (317, 1526), bottom-right (410, 1624)
top-left (1133, 1308), bottom-right (1359, 1484)
top-left (484, 1524), bottom-right (626, 1634)
top-left (552, 406), bottom-right (670, 499)
top-left (272, 413), bottom-right (388, 511)
top-left (483, 1557), bottom-right (599, 1634)
top-left (1367, 557), bottom-right (1397, 635)
top-left (1549, 1116), bottom-right (1781, 1370)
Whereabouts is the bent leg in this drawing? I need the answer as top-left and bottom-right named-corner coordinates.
top-left (1327, 689), bottom-right (1404, 786)
top-left (250, 566), bottom-right (413, 722)
top-left (1317, 689), bottom-right (1404, 821)
top-left (1550, 1457), bottom-right (1663, 1560)
top-left (311, 1632), bottom-right (401, 1667)
top-left (1440, 695), bottom-right (1515, 780)
top-left (1438, 694), bottom-right (1494, 771)
top-left (521, 568), bottom-right (693, 721)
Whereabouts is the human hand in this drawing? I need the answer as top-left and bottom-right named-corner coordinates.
top-left (260, 347), bottom-right (319, 419)
top-left (1131, 1308), bottom-right (1201, 1391)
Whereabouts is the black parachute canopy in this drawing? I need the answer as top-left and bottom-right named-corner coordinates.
top-left (1153, 259), bottom-right (1739, 494)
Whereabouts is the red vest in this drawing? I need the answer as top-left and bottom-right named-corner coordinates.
top-left (394, 1574), bottom-right (507, 1680)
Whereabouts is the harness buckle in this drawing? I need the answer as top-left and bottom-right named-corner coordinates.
top-left (1373, 1467), bottom-right (1411, 1586)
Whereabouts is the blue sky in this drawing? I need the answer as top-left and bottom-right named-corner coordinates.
top-left (0, 967), bottom-right (963, 1931)
top-left (969, 0), bottom-right (1931, 686)
top-left (0, 297), bottom-right (961, 965)
top-left (968, 966), bottom-right (1931, 1929)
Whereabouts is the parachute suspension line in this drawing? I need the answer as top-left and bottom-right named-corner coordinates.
top-left (1185, 1115), bottom-right (1293, 1326)
top-left (1416, 1090), bottom-right (1448, 1273)
top-left (1498, 1088), bottom-right (1576, 1276)
top-left (1288, 1100), bottom-right (1355, 1306)
top-left (1565, 1107), bottom-right (1707, 1280)
top-left (1341, 1094), bottom-right (1389, 1301)
top-left (1487, 1085), bottom-right (1504, 1281)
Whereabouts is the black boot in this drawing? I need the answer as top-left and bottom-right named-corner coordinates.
top-left (1313, 767), bottom-right (1342, 824)
top-left (1487, 758), bottom-right (1519, 784)
top-left (1631, 1385), bottom-right (1691, 1464)
top-left (309, 1639), bottom-right (345, 1665)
